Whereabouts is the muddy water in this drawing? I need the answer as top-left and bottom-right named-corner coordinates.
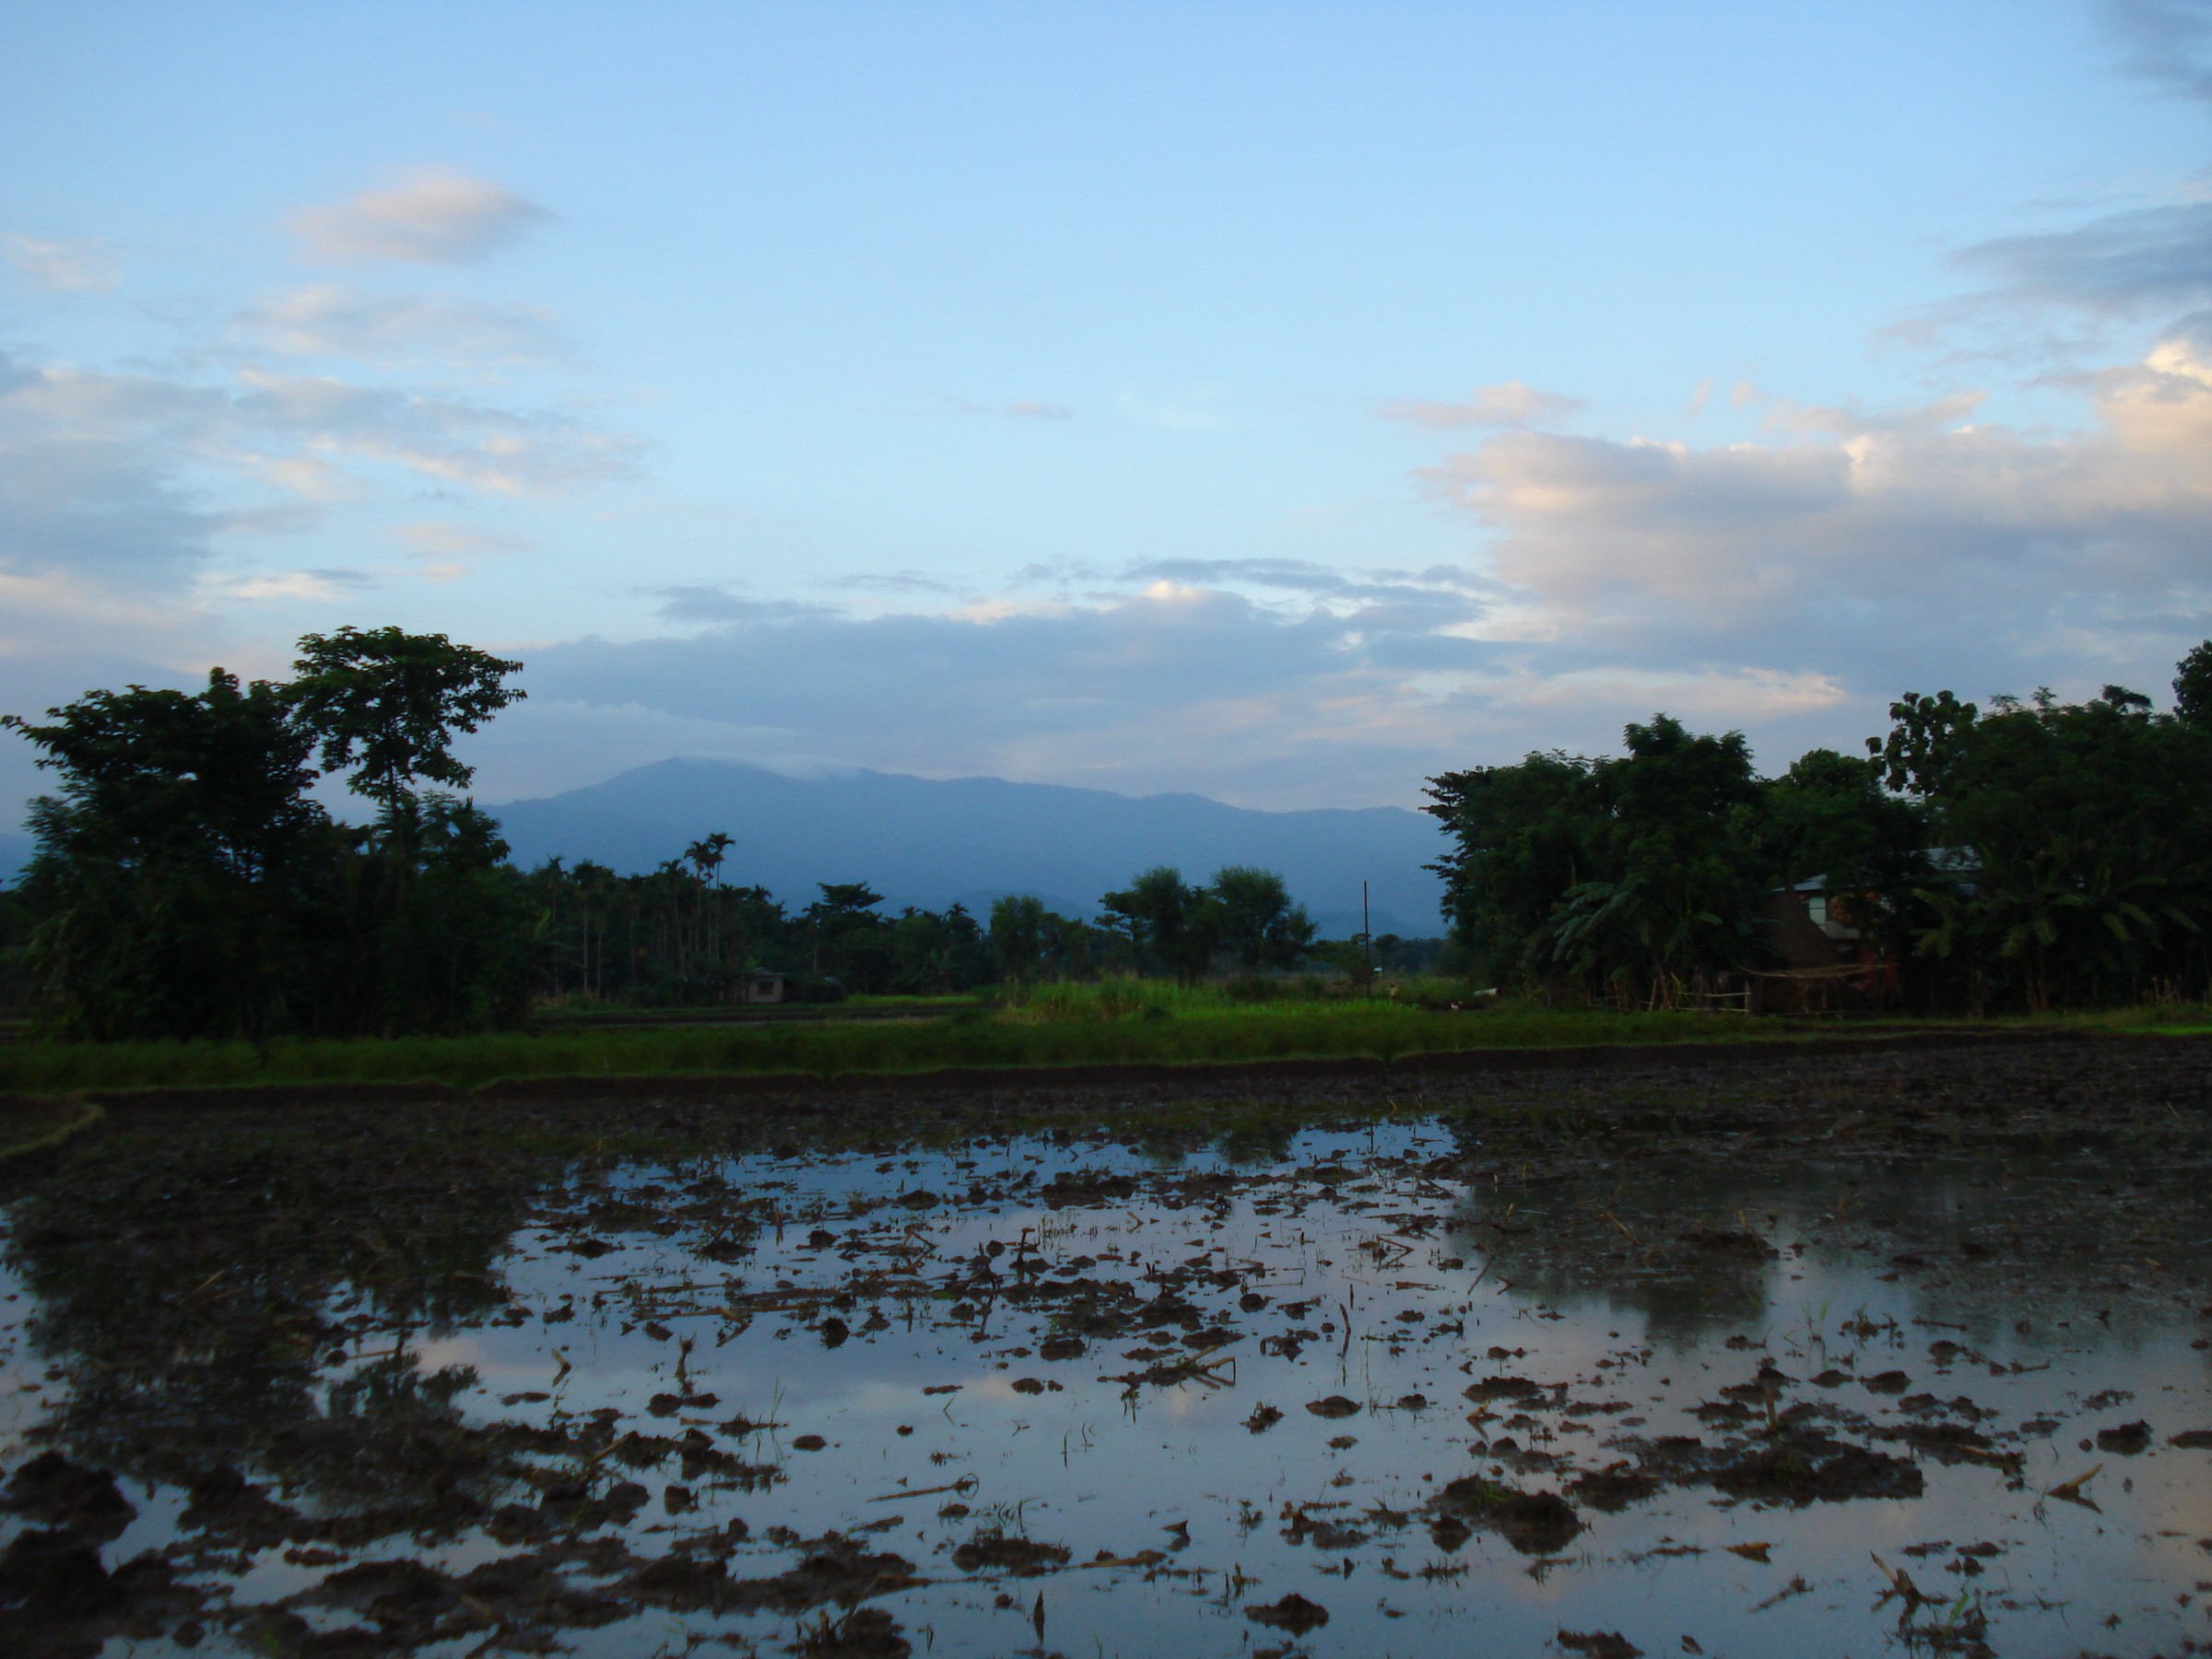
top-left (3, 1044), bottom-right (2211, 1658)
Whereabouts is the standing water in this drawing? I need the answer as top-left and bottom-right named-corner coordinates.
top-left (2, 1041), bottom-right (2208, 1657)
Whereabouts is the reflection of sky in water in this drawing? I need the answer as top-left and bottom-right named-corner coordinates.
top-left (3, 1120), bottom-right (2210, 1658)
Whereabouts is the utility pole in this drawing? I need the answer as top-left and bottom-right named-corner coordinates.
top-left (1362, 879), bottom-right (1372, 999)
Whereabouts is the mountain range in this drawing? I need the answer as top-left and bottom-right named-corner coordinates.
top-left (488, 759), bottom-right (1450, 937)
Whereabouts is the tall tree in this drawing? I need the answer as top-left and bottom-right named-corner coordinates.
top-left (1100, 866), bottom-right (1217, 982)
top-left (1208, 865), bottom-right (1315, 971)
top-left (4, 670), bottom-right (330, 1038)
top-left (2175, 639), bottom-right (2212, 729)
top-left (288, 627), bottom-right (524, 836)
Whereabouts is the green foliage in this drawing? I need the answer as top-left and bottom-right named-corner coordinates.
top-left (988, 894), bottom-right (1106, 985)
top-left (1099, 863), bottom-right (1313, 981)
top-left (1902, 681), bottom-right (2212, 1010)
top-left (288, 626), bottom-right (524, 827)
top-left (3, 634), bottom-right (535, 1039)
top-left (1427, 643), bottom-right (2212, 1013)
top-left (525, 860), bottom-right (998, 1002)
top-left (1209, 865), bottom-right (1318, 971)
top-left (0, 995), bottom-right (1832, 1096)
top-left (1427, 714), bottom-right (1770, 1005)
top-left (1866, 688), bottom-right (1979, 796)
top-left (2174, 639), bottom-right (2212, 729)
top-left (1100, 865), bottom-right (1212, 981)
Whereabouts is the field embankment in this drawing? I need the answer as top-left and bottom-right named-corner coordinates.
top-left (0, 989), bottom-right (2202, 1100)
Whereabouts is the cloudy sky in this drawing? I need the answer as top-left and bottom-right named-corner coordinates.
top-left (5, 1), bottom-right (2211, 818)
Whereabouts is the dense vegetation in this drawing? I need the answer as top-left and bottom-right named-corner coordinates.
top-left (518, 860), bottom-right (1317, 1001)
top-left (0, 630), bottom-right (1324, 1036)
top-left (1426, 642), bottom-right (2212, 1013)
top-left (8, 629), bottom-right (2208, 1042)
top-left (1, 629), bottom-right (531, 1041)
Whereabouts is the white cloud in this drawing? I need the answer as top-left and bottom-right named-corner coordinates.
top-left (489, 345), bottom-right (2212, 806)
top-left (1382, 380), bottom-right (1585, 429)
top-left (4, 234), bottom-right (119, 292)
top-left (1117, 388), bottom-right (1230, 430)
top-left (289, 168), bottom-right (551, 265)
top-left (208, 569), bottom-right (378, 602)
top-left (939, 394), bottom-right (1074, 420)
top-left (237, 286), bottom-right (565, 367)
top-left (0, 346), bottom-right (634, 609)
top-left (395, 520), bottom-right (529, 559)
top-left (505, 574), bottom-right (1512, 809)
top-left (1418, 336), bottom-right (2212, 695)
top-left (231, 371), bottom-right (637, 495)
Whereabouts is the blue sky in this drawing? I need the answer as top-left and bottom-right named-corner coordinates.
top-left (4, 0), bottom-right (2211, 816)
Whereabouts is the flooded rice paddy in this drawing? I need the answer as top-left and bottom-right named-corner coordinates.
top-left (2, 1039), bottom-right (2210, 1658)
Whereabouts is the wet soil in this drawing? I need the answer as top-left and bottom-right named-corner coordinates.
top-left (0, 1036), bottom-right (2208, 1658)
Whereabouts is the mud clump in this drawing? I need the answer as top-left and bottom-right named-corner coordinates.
top-left (1714, 1443), bottom-right (1924, 1503)
top-left (797, 1606), bottom-right (912, 1658)
top-left (1430, 1478), bottom-right (1584, 1555)
top-left (1568, 1466), bottom-right (1662, 1511)
top-left (1042, 1170), bottom-right (1137, 1206)
top-left (1558, 1633), bottom-right (1644, 1658)
top-left (0, 1526), bottom-right (111, 1618)
top-left (1245, 1593), bottom-right (1330, 1634)
top-left (0, 1530), bottom-right (194, 1659)
top-left (1305, 1395), bottom-right (1360, 1419)
top-left (2096, 1420), bottom-right (2153, 1455)
top-left (180, 1465), bottom-right (297, 1547)
top-left (2, 1452), bottom-right (135, 1541)
top-left (728, 1538), bottom-right (920, 1612)
top-left (950, 1533), bottom-right (1072, 1575)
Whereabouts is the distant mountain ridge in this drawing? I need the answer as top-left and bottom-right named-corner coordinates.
top-left (488, 759), bottom-right (1449, 937)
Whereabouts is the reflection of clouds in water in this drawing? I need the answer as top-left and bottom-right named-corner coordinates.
top-left (2, 1086), bottom-right (2207, 1656)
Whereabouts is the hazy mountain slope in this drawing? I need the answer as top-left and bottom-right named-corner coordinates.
top-left (488, 759), bottom-right (1449, 936)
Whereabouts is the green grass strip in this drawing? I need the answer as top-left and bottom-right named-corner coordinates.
top-left (0, 994), bottom-right (2078, 1098)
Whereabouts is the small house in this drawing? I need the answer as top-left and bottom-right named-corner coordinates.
top-left (1749, 877), bottom-right (1896, 1012)
top-left (740, 971), bottom-right (785, 1006)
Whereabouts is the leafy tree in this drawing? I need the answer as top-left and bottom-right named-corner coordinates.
top-left (2175, 638), bottom-right (2212, 728)
top-left (1100, 866), bottom-right (1218, 982)
top-left (805, 880), bottom-right (888, 987)
top-left (1897, 680), bottom-right (2212, 1008)
top-left (1866, 688), bottom-right (1979, 796)
top-left (3, 636), bottom-right (536, 1039)
top-left (1423, 750), bottom-right (1604, 983)
top-left (990, 894), bottom-right (1058, 983)
top-left (1429, 715), bottom-right (1769, 1004)
top-left (1208, 865), bottom-right (1315, 971)
top-left (288, 626), bottom-right (524, 832)
top-left (4, 670), bottom-right (331, 1038)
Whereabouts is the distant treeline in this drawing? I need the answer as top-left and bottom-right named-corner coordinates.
top-left (1426, 641), bottom-right (2212, 1014)
top-left (519, 858), bottom-right (1332, 1005)
top-left (14, 625), bottom-right (2197, 1038)
top-left (0, 629), bottom-right (1351, 1038)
